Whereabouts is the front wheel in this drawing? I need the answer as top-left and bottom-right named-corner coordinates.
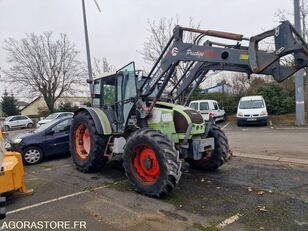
top-left (186, 124), bottom-right (229, 171)
top-left (70, 111), bottom-right (109, 172)
top-left (123, 128), bottom-right (182, 197)
top-left (23, 146), bottom-right (43, 165)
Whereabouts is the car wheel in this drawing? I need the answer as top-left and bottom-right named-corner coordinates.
top-left (27, 123), bottom-right (33, 128)
top-left (4, 125), bottom-right (10, 131)
top-left (23, 146), bottom-right (43, 165)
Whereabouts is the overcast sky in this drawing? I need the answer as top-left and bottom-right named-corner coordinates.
top-left (0, 0), bottom-right (293, 99)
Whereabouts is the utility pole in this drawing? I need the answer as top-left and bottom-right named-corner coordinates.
top-left (294, 0), bottom-right (306, 125)
top-left (81, 0), bottom-right (94, 96)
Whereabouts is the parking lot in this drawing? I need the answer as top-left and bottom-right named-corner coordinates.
top-left (1, 124), bottom-right (308, 231)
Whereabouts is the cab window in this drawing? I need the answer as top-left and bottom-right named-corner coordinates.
top-left (200, 102), bottom-right (209, 111)
top-left (51, 120), bottom-right (72, 133)
top-left (190, 102), bottom-right (199, 110)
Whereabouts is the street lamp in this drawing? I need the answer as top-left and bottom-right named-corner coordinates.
top-left (81, 0), bottom-right (101, 95)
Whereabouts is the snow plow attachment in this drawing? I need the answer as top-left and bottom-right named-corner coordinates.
top-left (0, 129), bottom-right (32, 219)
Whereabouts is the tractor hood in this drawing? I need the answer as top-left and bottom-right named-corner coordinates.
top-left (154, 101), bottom-right (204, 133)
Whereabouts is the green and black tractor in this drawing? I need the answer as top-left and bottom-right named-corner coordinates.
top-left (70, 21), bottom-right (308, 197)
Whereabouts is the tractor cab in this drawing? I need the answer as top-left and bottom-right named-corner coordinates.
top-left (92, 62), bottom-right (142, 133)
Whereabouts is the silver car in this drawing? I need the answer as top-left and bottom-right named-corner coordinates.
top-left (3, 115), bottom-right (34, 131)
top-left (37, 112), bottom-right (74, 127)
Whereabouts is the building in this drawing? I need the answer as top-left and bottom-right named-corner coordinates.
top-left (203, 83), bottom-right (233, 94)
top-left (16, 101), bottom-right (28, 111)
top-left (21, 96), bottom-right (90, 117)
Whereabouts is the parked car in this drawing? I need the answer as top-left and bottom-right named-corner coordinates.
top-left (189, 100), bottom-right (226, 122)
top-left (236, 95), bottom-right (268, 126)
top-left (8, 116), bottom-right (73, 165)
top-left (37, 112), bottom-right (74, 127)
top-left (3, 115), bottom-right (34, 131)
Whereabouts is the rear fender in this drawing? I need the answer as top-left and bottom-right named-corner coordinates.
top-left (74, 107), bottom-right (112, 135)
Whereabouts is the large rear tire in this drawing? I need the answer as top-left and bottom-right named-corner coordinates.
top-left (70, 111), bottom-right (109, 172)
top-left (123, 128), bottom-right (182, 197)
top-left (187, 124), bottom-right (229, 171)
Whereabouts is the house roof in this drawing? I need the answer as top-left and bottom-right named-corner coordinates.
top-left (204, 82), bottom-right (232, 90)
top-left (20, 96), bottom-right (42, 112)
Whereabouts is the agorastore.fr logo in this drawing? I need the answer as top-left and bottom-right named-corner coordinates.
top-left (0, 220), bottom-right (87, 230)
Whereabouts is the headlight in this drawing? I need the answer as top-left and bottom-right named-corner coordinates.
top-left (12, 138), bottom-right (22, 144)
top-left (5, 142), bottom-right (11, 149)
top-left (237, 112), bottom-right (244, 117)
top-left (260, 111), bottom-right (267, 116)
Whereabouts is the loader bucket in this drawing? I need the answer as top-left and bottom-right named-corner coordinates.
top-left (0, 130), bottom-right (32, 195)
top-left (0, 152), bottom-right (31, 194)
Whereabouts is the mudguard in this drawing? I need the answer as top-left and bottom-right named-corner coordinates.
top-left (74, 107), bottom-right (112, 135)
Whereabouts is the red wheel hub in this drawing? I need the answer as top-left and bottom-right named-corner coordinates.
top-left (74, 124), bottom-right (91, 160)
top-left (133, 147), bottom-right (160, 183)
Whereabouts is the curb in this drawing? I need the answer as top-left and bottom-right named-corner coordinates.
top-left (233, 152), bottom-right (308, 165)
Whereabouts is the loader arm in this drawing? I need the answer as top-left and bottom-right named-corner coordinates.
top-left (139, 21), bottom-right (308, 102)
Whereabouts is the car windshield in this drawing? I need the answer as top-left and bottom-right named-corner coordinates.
top-left (33, 119), bottom-right (61, 133)
top-left (5, 116), bottom-right (13, 121)
top-left (45, 113), bottom-right (59, 120)
top-left (190, 103), bottom-right (198, 110)
top-left (239, 100), bottom-right (264, 109)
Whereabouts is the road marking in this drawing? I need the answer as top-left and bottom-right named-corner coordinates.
top-left (217, 213), bottom-right (242, 229)
top-left (7, 180), bottom-right (126, 215)
top-left (221, 122), bottom-right (230, 130)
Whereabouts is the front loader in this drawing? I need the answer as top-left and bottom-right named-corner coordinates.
top-left (70, 21), bottom-right (308, 197)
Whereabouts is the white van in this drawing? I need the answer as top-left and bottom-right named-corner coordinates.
top-left (236, 95), bottom-right (268, 126)
top-left (189, 100), bottom-right (226, 122)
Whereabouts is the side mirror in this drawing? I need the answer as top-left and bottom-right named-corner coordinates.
top-left (46, 130), bottom-right (55, 136)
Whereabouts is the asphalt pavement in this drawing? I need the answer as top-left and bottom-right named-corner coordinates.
top-left (1, 124), bottom-right (308, 230)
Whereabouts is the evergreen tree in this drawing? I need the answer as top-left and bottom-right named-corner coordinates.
top-left (1, 89), bottom-right (20, 116)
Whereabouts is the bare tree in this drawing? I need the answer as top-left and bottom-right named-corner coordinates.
top-left (92, 57), bottom-right (115, 79)
top-left (138, 16), bottom-right (201, 86)
top-left (3, 32), bottom-right (85, 112)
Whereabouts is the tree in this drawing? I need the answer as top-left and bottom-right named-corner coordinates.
top-left (57, 102), bottom-right (79, 112)
top-left (1, 89), bottom-right (19, 116)
top-left (4, 32), bottom-right (85, 113)
top-left (139, 16), bottom-right (201, 87)
top-left (257, 83), bottom-right (295, 114)
top-left (92, 57), bottom-right (115, 79)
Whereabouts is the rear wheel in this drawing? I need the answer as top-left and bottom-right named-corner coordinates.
top-left (123, 128), bottom-right (182, 197)
top-left (70, 111), bottom-right (109, 172)
top-left (187, 124), bottom-right (229, 171)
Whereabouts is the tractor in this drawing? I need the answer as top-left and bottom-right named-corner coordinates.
top-left (70, 21), bottom-right (308, 197)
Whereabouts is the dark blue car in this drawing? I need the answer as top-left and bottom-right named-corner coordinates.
top-left (9, 116), bottom-right (73, 165)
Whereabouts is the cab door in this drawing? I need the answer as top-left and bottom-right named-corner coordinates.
top-left (115, 62), bottom-right (137, 133)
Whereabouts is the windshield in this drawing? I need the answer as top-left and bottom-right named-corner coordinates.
top-left (33, 119), bottom-right (60, 133)
top-left (239, 100), bottom-right (264, 109)
top-left (190, 102), bottom-right (198, 110)
top-left (5, 116), bottom-right (13, 121)
top-left (45, 113), bottom-right (59, 120)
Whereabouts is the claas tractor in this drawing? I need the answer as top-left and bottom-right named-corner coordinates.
top-left (70, 21), bottom-right (308, 197)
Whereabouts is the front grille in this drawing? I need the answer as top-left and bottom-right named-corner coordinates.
top-left (174, 111), bottom-right (188, 133)
top-left (184, 110), bottom-right (204, 124)
top-left (244, 114), bottom-right (259, 117)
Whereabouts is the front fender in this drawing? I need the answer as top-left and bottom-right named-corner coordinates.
top-left (74, 107), bottom-right (112, 135)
